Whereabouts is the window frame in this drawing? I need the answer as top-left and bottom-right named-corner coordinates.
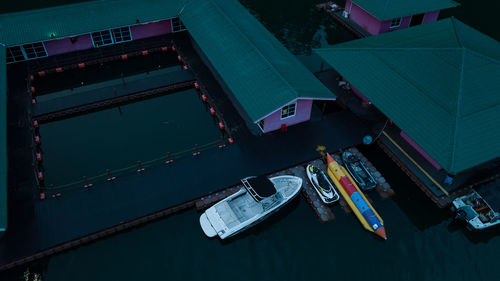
top-left (390, 17), bottom-right (402, 28)
top-left (22, 42), bottom-right (48, 60)
top-left (112, 26), bottom-right (132, 43)
top-left (91, 30), bottom-right (114, 47)
top-left (280, 102), bottom-right (297, 120)
top-left (172, 17), bottom-right (187, 32)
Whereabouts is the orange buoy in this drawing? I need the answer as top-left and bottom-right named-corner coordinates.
top-left (183, 65), bottom-right (188, 70)
top-left (121, 54), bottom-right (128, 60)
top-left (201, 94), bottom-right (207, 102)
top-left (177, 55), bottom-right (182, 62)
top-left (219, 122), bottom-right (225, 130)
top-left (194, 82), bottom-right (200, 89)
top-left (37, 171), bottom-right (44, 181)
top-left (36, 153), bottom-right (42, 162)
top-left (37, 71), bottom-right (46, 77)
top-left (32, 98), bottom-right (37, 104)
top-left (33, 120), bottom-right (39, 128)
top-left (142, 50), bottom-right (149, 56)
top-left (56, 67), bottom-right (63, 73)
top-left (30, 86), bottom-right (35, 94)
top-left (209, 107), bottom-right (216, 115)
top-left (30, 74), bottom-right (35, 81)
top-left (34, 135), bottom-right (41, 144)
top-left (228, 137), bottom-right (234, 144)
top-left (78, 63), bottom-right (86, 69)
top-left (171, 46), bottom-right (176, 52)
top-left (161, 46), bottom-right (168, 52)
top-left (39, 192), bottom-right (45, 200)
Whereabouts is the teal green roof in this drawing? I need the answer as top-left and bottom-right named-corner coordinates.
top-left (352, 0), bottom-right (459, 21)
top-left (315, 18), bottom-right (500, 173)
top-left (180, 0), bottom-right (334, 122)
top-left (0, 44), bottom-right (7, 231)
top-left (0, 0), bottom-right (182, 46)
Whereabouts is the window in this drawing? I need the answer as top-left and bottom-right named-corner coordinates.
top-left (22, 43), bottom-right (47, 59)
top-left (112, 27), bottom-right (132, 43)
top-left (258, 119), bottom-right (265, 132)
top-left (6, 46), bottom-right (25, 63)
top-left (91, 30), bottom-right (113, 47)
top-left (281, 103), bottom-right (296, 119)
top-left (172, 17), bottom-right (186, 32)
top-left (390, 17), bottom-right (402, 28)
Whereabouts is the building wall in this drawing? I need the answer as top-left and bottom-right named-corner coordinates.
top-left (262, 99), bottom-right (313, 133)
top-left (130, 20), bottom-right (172, 40)
top-left (43, 19), bottom-right (173, 57)
top-left (400, 131), bottom-right (442, 170)
top-left (379, 16), bottom-right (412, 33)
top-left (347, 1), bottom-right (442, 35)
top-left (422, 10), bottom-right (440, 24)
top-left (44, 34), bottom-right (93, 56)
top-left (345, 0), bottom-right (382, 35)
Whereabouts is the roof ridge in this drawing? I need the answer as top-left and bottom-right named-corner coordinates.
top-left (450, 17), bottom-right (464, 48)
top-left (209, 0), bottom-right (300, 100)
top-left (448, 47), bottom-right (466, 172)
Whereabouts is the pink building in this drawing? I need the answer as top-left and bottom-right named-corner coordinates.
top-left (344, 0), bottom-right (458, 35)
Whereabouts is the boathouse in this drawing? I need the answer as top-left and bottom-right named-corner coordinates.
top-left (180, 0), bottom-right (335, 134)
top-left (315, 18), bottom-right (500, 206)
top-left (343, 0), bottom-right (459, 35)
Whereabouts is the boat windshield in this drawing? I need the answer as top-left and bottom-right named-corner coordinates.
top-left (318, 173), bottom-right (332, 192)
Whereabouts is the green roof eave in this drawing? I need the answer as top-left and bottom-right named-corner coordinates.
top-left (180, 0), bottom-right (333, 122)
top-left (0, 44), bottom-right (7, 231)
top-left (0, 0), bottom-right (183, 46)
top-left (352, 0), bottom-right (459, 21)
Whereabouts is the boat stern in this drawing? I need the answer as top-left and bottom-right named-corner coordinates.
top-left (199, 212), bottom-right (217, 238)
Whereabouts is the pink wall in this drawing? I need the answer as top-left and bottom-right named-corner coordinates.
top-left (130, 20), bottom-right (172, 40)
top-left (262, 99), bottom-right (313, 133)
top-left (347, 0), bottom-right (442, 35)
top-left (345, 0), bottom-right (382, 35)
top-left (43, 34), bottom-right (93, 56)
top-left (400, 131), bottom-right (442, 170)
top-left (422, 10), bottom-right (440, 24)
top-left (379, 16), bottom-right (412, 33)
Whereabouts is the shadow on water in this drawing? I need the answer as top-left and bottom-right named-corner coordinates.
top-left (218, 195), bottom-right (302, 245)
top-left (447, 219), bottom-right (500, 244)
top-left (358, 144), bottom-right (450, 231)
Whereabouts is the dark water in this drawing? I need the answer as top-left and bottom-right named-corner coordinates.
top-left (2, 0), bottom-right (500, 280)
top-left (40, 89), bottom-right (221, 189)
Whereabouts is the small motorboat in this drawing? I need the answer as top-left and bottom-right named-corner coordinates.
top-left (200, 175), bottom-right (302, 239)
top-left (306, 164), bottom-right (339, 204)
top-left (452, 190), bottom-right (500, 230)
top-left (342, 151), bottom-right (377, 191)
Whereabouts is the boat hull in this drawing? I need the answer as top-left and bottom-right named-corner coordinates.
top-left (200, 175), bottom-right (302, 239)
top-left (326, 153), bottom-right (386, 240)
top-left (306, 164), bottom-right (339, 204)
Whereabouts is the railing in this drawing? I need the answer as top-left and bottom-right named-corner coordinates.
top-left (40, 139), bottom-right (222, 195)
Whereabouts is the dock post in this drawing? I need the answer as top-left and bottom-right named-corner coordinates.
top-left (136, 161), bottom-right (145, 172)
top-left (107, 169), bottom-right (116, 181)
top-left (165, 152), bottom-right (174, 164)
top-left (83, 176), bottom-right (93, 188)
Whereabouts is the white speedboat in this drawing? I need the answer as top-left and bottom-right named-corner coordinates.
top-left (306, 164), bottom-right (339, 204)
top-left (199, 175), bottom-right (302, 239)
top-left (452, 190), bottom-right (500, 230)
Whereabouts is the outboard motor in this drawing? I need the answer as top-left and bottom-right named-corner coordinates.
top-left (455, 209), bottom-right (467, 221)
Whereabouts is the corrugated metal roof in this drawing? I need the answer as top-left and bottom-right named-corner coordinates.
top-left (314, 18), bottom-right (500, 173)
top-left (0, 44), bottom-right (7, 231)
top-left (352, 0), bottom-right (459, 21)
top-left (0, 0), bottom-right (182, 46)
top-left (180, 0), bottom-right (334, 122)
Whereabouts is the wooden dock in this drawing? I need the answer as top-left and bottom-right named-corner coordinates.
top-left (194, 146), bottom-right (392, 223)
